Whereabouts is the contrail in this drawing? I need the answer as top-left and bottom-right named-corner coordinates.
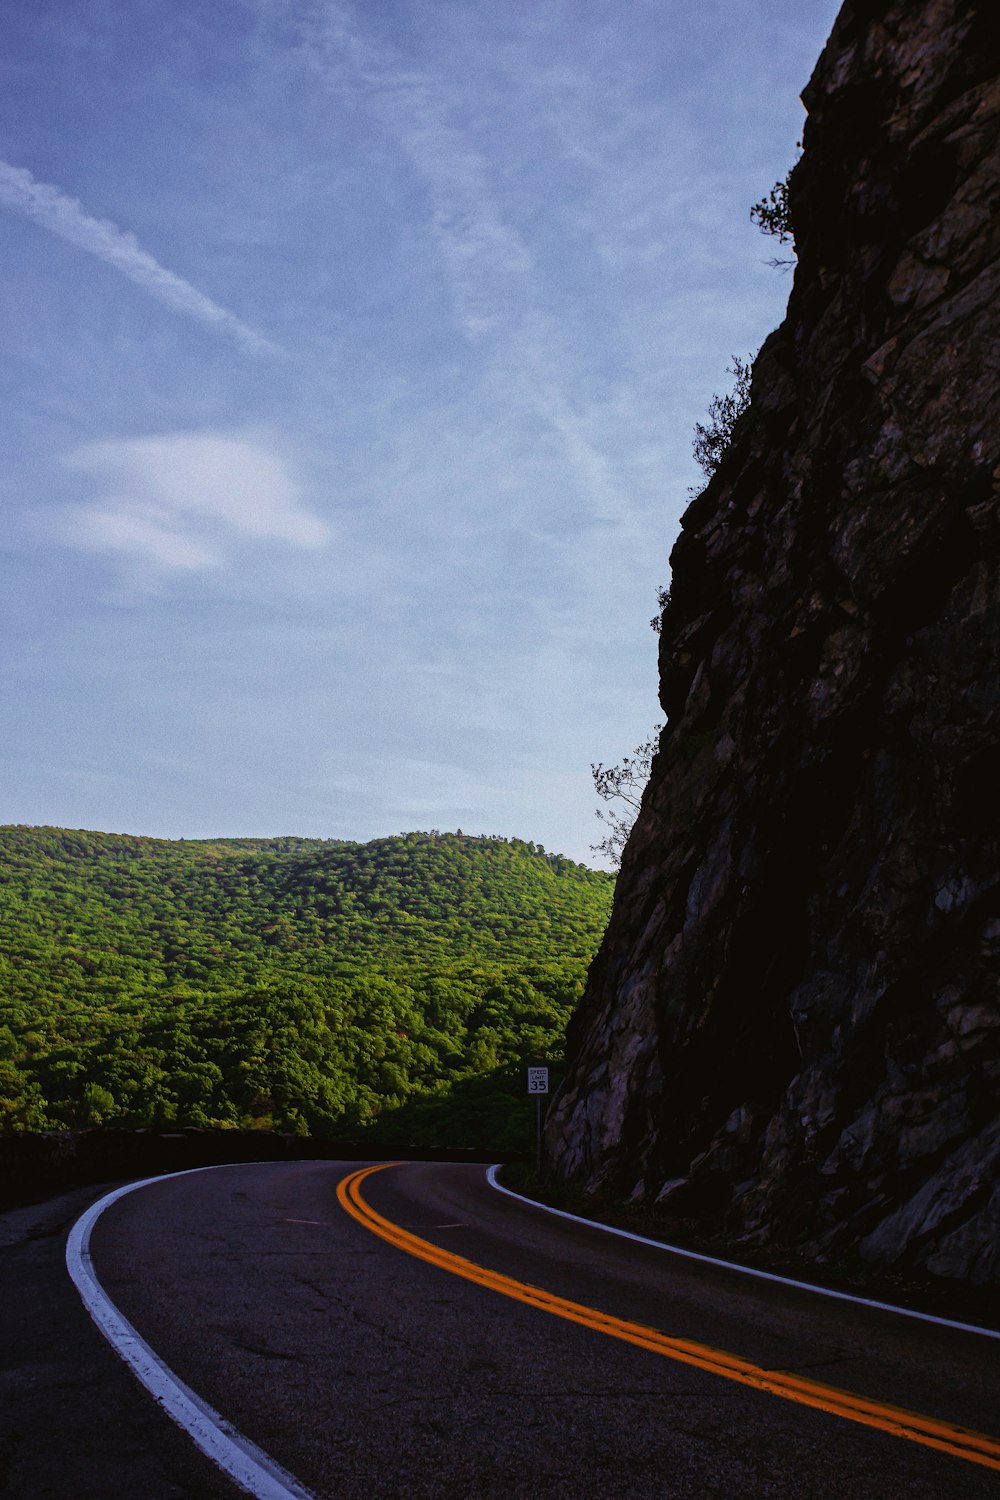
top-left (0, 160), bottom-right (275, 354)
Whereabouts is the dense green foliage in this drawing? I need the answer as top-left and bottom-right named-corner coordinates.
top-left (0, 827), bottom-right (612, 1148)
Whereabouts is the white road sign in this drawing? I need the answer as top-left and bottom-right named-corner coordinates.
top-left (527, 1066), bottom-right (549, 1095)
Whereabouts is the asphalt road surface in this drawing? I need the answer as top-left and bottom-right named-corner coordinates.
top-left (5, 1159), bottom-right (1000, 1499)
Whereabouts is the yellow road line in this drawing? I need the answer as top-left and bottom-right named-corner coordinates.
top-left (337, 1163), bottom-right (1000, 1473)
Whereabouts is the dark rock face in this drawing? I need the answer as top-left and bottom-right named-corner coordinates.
top-left (545, 0), bottom-right (1000, 1285)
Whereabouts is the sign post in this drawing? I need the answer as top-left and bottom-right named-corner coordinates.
top-left (527, 1066), bottom-right (549, 1177)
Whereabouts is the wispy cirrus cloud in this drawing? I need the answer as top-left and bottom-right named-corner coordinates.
top-left (56, 431), bottom-right (329, 576)
top-left (0, 160), bottom-right (275, 354)
top-left (301, 4), bottom-right (531, 344)
top-left (296, 4), bottom-right (628, 524)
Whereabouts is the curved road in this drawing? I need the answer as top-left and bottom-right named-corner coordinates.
top-left (13, 1160), bottom-right (1000, 1498)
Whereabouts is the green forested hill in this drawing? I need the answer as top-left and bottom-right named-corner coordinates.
top-left (0, 827), bottom-right (612, 1147)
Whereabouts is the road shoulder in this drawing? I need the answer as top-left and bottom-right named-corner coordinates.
top-left (0, 1181), bottom-right (246, 1500)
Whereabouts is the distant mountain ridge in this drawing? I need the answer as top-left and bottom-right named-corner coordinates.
top-left (0, 825), bottom-right (609, 977)
top-left (0, 826), bottom-right (612, 1143)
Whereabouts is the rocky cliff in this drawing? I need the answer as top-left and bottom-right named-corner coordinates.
top-left (545, 0), bottom-right (1000, 1285)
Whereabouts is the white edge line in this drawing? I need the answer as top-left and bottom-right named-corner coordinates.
top-left (485, 1164), bottom-right (1000, 1343)
top-left (66, 1165), bottom-right (318, 1500)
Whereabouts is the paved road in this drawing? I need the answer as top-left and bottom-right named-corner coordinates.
top-left (0, 1182), bottom-right (244, 1500)
top-left (6, 1160), bottom-right (1000, 1498)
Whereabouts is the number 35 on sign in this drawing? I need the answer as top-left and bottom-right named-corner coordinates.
top-left (527, 1067), bottom-right (549, 1094)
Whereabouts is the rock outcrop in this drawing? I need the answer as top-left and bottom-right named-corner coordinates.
top-left (545, 0), bottom-right (1000, 1284)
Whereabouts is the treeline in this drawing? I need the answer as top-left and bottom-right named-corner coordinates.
top-left (0, 827), bottom-right (612, 1148)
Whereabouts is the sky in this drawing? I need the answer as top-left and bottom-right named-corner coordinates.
top-left (1, 0), bottom-right (842, 867)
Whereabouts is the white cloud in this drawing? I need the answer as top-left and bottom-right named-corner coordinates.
top-left (0, 160), bottom-right (275, 354)
top-left (57, 431), bottom-right (329, 575)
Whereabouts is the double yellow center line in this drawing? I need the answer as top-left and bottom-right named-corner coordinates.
top-left (338, 1163), bottom-right (1000, 1472)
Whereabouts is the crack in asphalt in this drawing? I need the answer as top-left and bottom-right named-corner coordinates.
top-left (228, 1339), bottom-right (301, 1363)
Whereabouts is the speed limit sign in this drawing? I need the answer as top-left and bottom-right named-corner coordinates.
top-left (527, 1066), bottom-right (549, 1094)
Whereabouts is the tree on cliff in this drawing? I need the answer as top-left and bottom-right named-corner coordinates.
top-left (751, 161), bottom-right (797, 267)
top-left (591, 725), bottom-right (663, 865)
top-left (750, 172), bottom-right (793, 244)
top-left (691, 355), bottom-right (753, 481)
